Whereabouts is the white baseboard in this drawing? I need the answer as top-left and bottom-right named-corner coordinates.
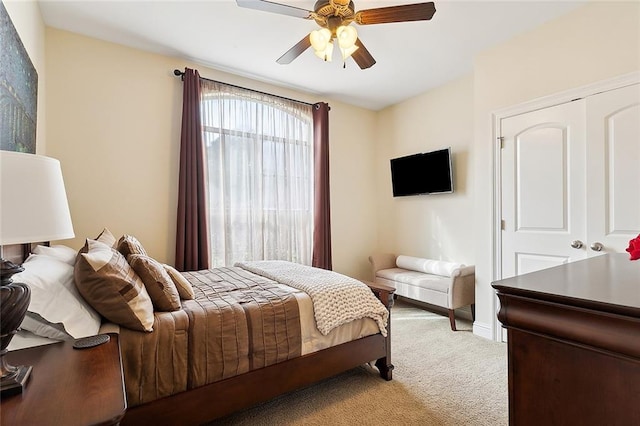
top-left (472, 321), bottom-right (494, 340)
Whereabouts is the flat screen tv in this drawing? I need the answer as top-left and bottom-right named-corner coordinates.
top-left (390, 148), bottom-right (454, 197)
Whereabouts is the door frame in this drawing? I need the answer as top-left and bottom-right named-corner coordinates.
top-left (489, 71), bottom-right (640, 341)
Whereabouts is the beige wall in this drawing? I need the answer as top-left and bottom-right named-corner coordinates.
top-left (375, 75), bottom-right (474, 267)
top-left (4, 0), bottom-right (47, 153)
top-left (45, 28), bottom-right (378, 279)
top-left (328, 104), bottom-right (379, 278)
top-left (471, 1), bottom-right (640, 336)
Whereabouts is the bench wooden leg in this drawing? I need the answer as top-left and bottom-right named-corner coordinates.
top-left (448, 309), bottom-right (457, 331)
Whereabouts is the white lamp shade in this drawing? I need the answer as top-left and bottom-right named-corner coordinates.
top-left (340, 44), bottom-right (359, 61)
top-left (0, 151), bottom-right (75, 245)
top-left (314, 41), bottom-right (334, 61)
top-left (336, 25), bottom-right (358, 49)
top-left (310, 28), bottom-right (332, 51)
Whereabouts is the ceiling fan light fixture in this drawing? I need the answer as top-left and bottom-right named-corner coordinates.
top-left (310, 27), bottom-right (334, 62)
top-left (340, 44), bottom-right (359, 61)
top-left (314, 39), bottom-right (334, 61)
top-left (238, 0), bottom-right (437, 70)
top-left (336, 25), bottom-right (358, 49)
top-left (309, 28), bottom-right (332, 51)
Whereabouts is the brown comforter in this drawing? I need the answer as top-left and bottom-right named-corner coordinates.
top-left (120, 267), bottom-right (302, 407)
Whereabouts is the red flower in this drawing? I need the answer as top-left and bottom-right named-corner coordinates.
top-left (627, 234), bottom-right (640, 261)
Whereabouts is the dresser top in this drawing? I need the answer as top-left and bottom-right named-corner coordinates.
top-left (492, 254), bottom-right (640, 316)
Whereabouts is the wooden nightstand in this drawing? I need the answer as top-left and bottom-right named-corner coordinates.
top-left (1, 333), bottom-right (126, 426)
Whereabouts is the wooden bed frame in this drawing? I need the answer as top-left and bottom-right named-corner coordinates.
top-left (1, 243), bottom-right (33, 265)
top-left (4, 243), bottom-right (394, 425)
top-left (121, 281), bottom-right (395, 425)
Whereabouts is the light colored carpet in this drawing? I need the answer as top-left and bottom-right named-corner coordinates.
top-left (215, 299), bottom-right (508, 425)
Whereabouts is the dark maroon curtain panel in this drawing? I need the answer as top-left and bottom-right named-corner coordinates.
top-left (175, 68), bottom-right (209, 271)
top-left (312, 102), bottom-right (332, 270)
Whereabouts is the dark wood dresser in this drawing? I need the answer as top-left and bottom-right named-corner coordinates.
top-left (492, 254), bottom-right (640, 426)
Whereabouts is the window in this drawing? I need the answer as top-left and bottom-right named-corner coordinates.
top-left (200, 80), bottom-right (314, 267)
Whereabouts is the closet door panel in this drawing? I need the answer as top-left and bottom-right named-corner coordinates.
top-left (586, 84), bottom-right (640, 254)
top-left (500, 100), bottom-right (587, 279)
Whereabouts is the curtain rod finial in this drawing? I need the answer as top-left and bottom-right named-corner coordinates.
top-left (174, 69), bottom-right (185, 77)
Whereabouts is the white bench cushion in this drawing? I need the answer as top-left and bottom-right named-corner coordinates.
top-left (396, 255), bottom-right (464, 277)
top-left (376, 268), bottom-right (450, 293)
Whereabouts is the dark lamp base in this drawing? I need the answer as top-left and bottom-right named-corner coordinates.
top-left (0, 259), bottom-right (25, 286)
top-left (1, 364), bottom-right (32, 397)
top-left (1, 277), bottom-right (33, 398)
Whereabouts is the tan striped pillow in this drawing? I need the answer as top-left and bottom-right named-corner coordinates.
top-left (162, 264), bottom-right (195, 300)
top-left (117, 234), bottom-right (148, 258)
top-left (96, 227), bottom-right (117, 247)
top-left (128, 254), bottom-right (181, 312)
top-left (74, 239), bottom-right (154, 332)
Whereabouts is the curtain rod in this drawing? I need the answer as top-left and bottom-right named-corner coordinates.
top-left (173, 69), bottom-right (313, 107)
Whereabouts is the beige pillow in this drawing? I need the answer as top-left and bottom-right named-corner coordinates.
top-left (75, 239), bottom-right (154, 332)
top-left (128, 254), bottom-right (181, 312)
top-left (117, 234), bottom-right (148, 258)
top-left (162, 264), bottom-right (195, 300)
top-left (96, 227), bottom-right (117, 247)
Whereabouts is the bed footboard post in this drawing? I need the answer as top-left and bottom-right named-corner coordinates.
top-left (363, 280), bottom-right (395, 381)
top-left (375, 307), bottom-right (393, 381)
top-left (375, 355), bottom-right (393, 381)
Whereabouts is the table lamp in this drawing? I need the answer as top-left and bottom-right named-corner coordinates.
top-left (0, 151), bottom-right (75, 396)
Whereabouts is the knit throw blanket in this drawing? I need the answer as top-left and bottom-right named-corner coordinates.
top-left (235, 261), bottom-right (388, 337)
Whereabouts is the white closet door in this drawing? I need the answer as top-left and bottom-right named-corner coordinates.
top-left (500, 100), bottom-right (587, 279)
top-left (586, 84), bottom-right (640, 254)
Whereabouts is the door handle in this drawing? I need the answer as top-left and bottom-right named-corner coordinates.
top-left (590, 242), bottom-right (604, 252)
top-left (570, 240), bottom-right (583, 249)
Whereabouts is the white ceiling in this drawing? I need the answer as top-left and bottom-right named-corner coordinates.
top-left (38, 0), bottom-right (586, 110)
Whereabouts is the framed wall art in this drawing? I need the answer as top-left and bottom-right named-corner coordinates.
top-left (0, 1), bottom-right (38, 154)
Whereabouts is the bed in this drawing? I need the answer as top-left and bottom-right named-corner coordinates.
top-left (6, 232), bottom-right (394, 425)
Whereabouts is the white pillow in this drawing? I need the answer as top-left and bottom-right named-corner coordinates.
top-left (32, 244), bottom-right (78, 266)
top-left (8, 330), bottom-right (60, 351)
top-left (21, 312), bottom-right (73, 341)
top-left (13, 254), bottom-right (102, 339)
top-left (396, 255), bottom-right (464, 277)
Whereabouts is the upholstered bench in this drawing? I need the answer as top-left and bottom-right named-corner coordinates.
top-left (369, 254), bottom-right (475, 331)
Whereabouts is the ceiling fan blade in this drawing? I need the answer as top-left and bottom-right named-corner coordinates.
top-left (277, 36), bottom-right (312, 64)
top-left (236, 0), bottom-right (313, 19)
top-left (355, 2), bottom-right (436, 25)
top-left (351, 39), bottom-right (376, 69)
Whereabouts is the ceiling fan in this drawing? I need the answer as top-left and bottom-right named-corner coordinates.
top-left (236, 0), bottom-right (436, 69)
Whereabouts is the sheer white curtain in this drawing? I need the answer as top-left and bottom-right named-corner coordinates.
top-left (200, 80), bottom-right (314, 267)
